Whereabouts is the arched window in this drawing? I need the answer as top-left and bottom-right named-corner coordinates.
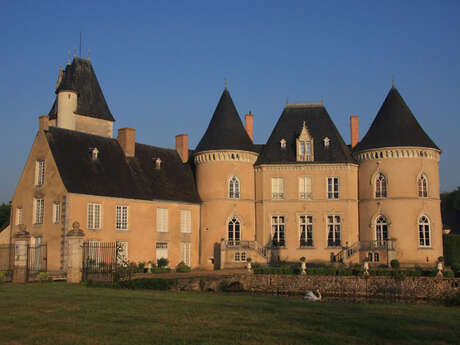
top-left (375, 173), bottom-right (387, 198)
top-left (375, 215), bottom-right (388, 247)
top-left (418, 175), bottom-right (428, 198)
top-left (229, 176), bottom-right (240, 199)
top-left (419, 216), bottom-right (431, 247)
top-left (228, 217), bottom-right (240, 245)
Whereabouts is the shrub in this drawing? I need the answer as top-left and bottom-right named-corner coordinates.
top-left (137, 262), bottom-right (146, 272)
top-left (37, 272), bottom-right (51, 283)
top-left (390, 259), bottom-right (400, 270)
top-left (443, 270), bottom-right (455, 277)
top-left (443, 234), bottom-right (460, 266)
top-left (157, 258), bottom-right (169, 268)
top-left (391, 269), bottom-right (406, 281)
top-left (0, 271), bottom-right (6, 282)
top-left (442, 291), bottom-right (460, 307)
top-left (175, 261), bottom-right (191, 273)
top-left (151, 267), bottom-right (171, 274)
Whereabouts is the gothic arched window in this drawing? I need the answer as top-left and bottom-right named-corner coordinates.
top-left (375, 173), bottom-right (387, 198)
top-left (375, 215), bottom-right (388, 247)
top-left (418, 175), bottom-right (428, 198)
top-left (419, 216), bottom-right (431, 247)
top-left (229, 176), bottom-right (240, 199)
top-left (228, 217), bottom-right (240, 245)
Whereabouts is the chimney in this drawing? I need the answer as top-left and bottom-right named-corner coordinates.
top-left (245, 112), bottom-right (254, 141)
top-left (39, 115), bottom-right (49, 131)
top-left (175, 134), bottom-right (189, 163)
top-left (117, 128), bottom-right (136, 157)
top-left (350, 115), bottom-right (359, 148)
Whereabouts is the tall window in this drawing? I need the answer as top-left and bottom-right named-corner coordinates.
top-left (53, 202), bottom-right (60, 224)
top-left (299, 176), bottom-right (312, 200)
top-left (419, 216), bottom-right (431, 247)
top-left (296, 121), bottom-right (314, 161)
top-left (156, 242), bottom-right (168, 262)
top-left (271, 216), bottom-right (286, 247)
top-left (116, 205), bottom-right (128, 230)
top-left (375, 173), bottom-right (387, 198)
top-left (272, 178), bottom-right (284, 200)
top-left (157, 208), bottom-right (168, 232)
top-left (87, 203), bottom-right (102, 230)
top-left (327, 215), bottom-right (341, 247)
top-left (229, 176), bottom-right (240, 199)
top-left (299, 215), bottom-right (313, 247)
top-left (327, 177), bottom-right (339, 199)
top-left (180, 242), bottom-right (191, 266)
top-left (375, 215), bottom-right (388, 246)
top-left (16, 207), bottom-right (23, 225)
top-left (418, 175), bottom-right (428, 198)
top-left (33, 199), bottom-right (44, 224)
top-left (228, 217), bottom-right (240, 245)
top-left (116, 241), bottom-right (128, 266)
top-left (180, 210), bottom-right (192, 233)
top-left (35, 160), bottom-right (45, 186)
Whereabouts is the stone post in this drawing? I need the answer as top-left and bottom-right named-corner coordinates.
top-left (13, 225), bottom-right (31, 283)
top-left (220, 239), bottom-right (226, 270)
top-left (66, 221), bottom-right (85, 283)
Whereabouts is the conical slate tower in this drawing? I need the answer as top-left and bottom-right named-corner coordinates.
top-left (195, 88), bottom-right (255, 153)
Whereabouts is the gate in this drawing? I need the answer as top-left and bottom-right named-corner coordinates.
top-left (27, 243), bottom-right (47, 279)
top-left (0, 244), bottom-right (14, 282)
top-left (82, 241), bottom-right (129, 282)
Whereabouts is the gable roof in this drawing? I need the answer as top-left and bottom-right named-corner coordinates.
top-left (256, 104), bottom-right (354, 165)
top-left (195, 89), bottom-right (256, 153)
top-left (45, 127), bottom-right (199, 203)
top-left (354, 87), bottom-right (439, 152)
top-left (48, 57), bottom-right (115, 122)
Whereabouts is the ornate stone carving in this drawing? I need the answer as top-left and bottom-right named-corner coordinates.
top-left (66, 221), bottom-right (84, 237)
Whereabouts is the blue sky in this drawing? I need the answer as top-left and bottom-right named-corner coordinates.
top-left (1, 1), bottom-right (459, 203)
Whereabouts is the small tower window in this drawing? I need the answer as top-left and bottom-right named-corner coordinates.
top-left (375, 173), bottom-right (387, 198)
top-left (90, 148), bottom-right (99, 161)
top-left (296, 121), bottom-right (314, 161)
top-left (419, 216), bottom-right (431, 247)
top-left (229, 176), bottom-right (240, 199)
top-left (418, 174), bottom-right (428, 198)
top-left (323, 137), bottom-right (330, 148)
top-left (375, 215), bottom-right (389, 246)
top-left (280, 138), bottom-right (287, 149)
top-left (155, 158), bottom-right (162, 169)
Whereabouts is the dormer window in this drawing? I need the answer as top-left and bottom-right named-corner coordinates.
top-left (155, 158), bottom-right (162, 169)
top-left (90, 148), bottom-right (99, 161)
top-left (323, 137), bottom-right (330, 148)
top-left (296, 121), bottom-right (314, 162)
top-left (280, 138), bottom-right (287, 149)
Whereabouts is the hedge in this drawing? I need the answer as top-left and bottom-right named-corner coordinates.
top-left (443, 234), bottom-right (460, 267)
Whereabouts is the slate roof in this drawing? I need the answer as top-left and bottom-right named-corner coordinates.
top-left (45, 127), bottom-right (199, 203)
top-left (354, 87), bottom-right (439, 151)
top-left (48, 57), bottom-right (115, 122)
top-left (195, 89), bottom-right (256, 153)
top-left (256, 104), bottom-right (354, 165)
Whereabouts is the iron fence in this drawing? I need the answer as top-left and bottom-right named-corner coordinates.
top-left (27, 243), bottom-right (48, 278)
top-left (0, 244), bottom-right (14, 281)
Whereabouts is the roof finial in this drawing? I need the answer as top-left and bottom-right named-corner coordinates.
top-left (224, 78), bottom-right (227, 90)
top-left (73, 47), bottom-right (76, 57)
top-left (392, 75), bottom-right (395, 88)
top-left (67, 50), bottom-right (71, 65)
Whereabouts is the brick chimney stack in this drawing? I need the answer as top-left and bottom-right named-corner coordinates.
top-left (176, 134), bottom-right (189, 163)
top-left (245, 112), bottom-right (254, 142)
top-left (117, 128), bottom-right (136, 157)
top-left (39, 115), bottom-right (49, 131)
top-left (350, 115), bottom-right (359, 148)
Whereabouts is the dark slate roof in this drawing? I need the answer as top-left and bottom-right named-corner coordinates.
top-left (48, 57), bottom-right (115, 122)
top-left (354, 87), bottom-right (439, 151)
top-left (45, 127), bottom-right (199, 203)
top-left (195, 89), bottom-right (256, 153)
top-left (256, 104), bottom-right (354, 165)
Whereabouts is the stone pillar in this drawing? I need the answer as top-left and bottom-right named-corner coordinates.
top-left (66, 221), bottom-right (85, 283)
top-left (13, 226), bottom-right (30, 283)
top-left (220, 239), bottom-right (226, 269)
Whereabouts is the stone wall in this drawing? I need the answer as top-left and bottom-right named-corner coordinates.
top-left (171, 274), bottom-right (460, 300)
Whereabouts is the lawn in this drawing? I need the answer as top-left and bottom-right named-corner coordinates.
top-left (0, 283), bottom-right (459, 345)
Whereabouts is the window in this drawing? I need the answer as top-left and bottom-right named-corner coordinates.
top-left (418, 175), bottom-right (428, 198)
top-left (272, 178), bottom-right (284, 200)
top-left (156, 242), bottom-right (168, 261)
top-left (180, 210), bottom-right (192, 233)
top-left (299, 215), bottom-right (313, 247)
top-left (180, 242), bottom-right (191, 266)
top-left (87, 203), bottom-right (102, 230)
top-left (234, 252), bottom-right (240, 261)
top-left (375, 173), bottom-right (387, 198)
top-left (116, 206), bottom-right (128, 230)
top-left (296, 121), bottom-right (314, 161)
top-left (368, 252), bottom-right (380, 262)
top-left (376, 215), bottom-right (388, 246)
top-left (271, 216), bottom-right (286, 247)
top-left (228, 217), bottom-right (240, 245)
top-left (299, 176), bottom-right (312, 199)
top-left (16, 207), bottom-right (23, 225)
top-left (234, 251), bottom-right (247, 262)
top-left (87, 240), bottom-right (101, 267)
top-left (53, 202), bottom-right (60, 224)
top-left (116, 241), bottom-right (128, 266)
top-left (419, 216), bottom-right (431, 247)
top-left (33, 199), bottom-right (44, 224)
top-left (327, 177), bottom-right (339, 199)
top-left (327, 215), bottom-right (341, 247)
top-left (229, 176), bottom-right (240, 199)
top-left (35, 160), bottom-right (45, 186)
top-left (157, 208), bottom-right (168, 232)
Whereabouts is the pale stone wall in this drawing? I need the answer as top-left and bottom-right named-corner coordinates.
top-left (66, 193), bottom-right (200, 268)
top-left (255, 164), bottom-right (359, 263)
top-left (0, 225), bottom-right (11, 244)
top-left (75, 114), bottom-right (113, 138)
top-left (11, 130), bottom-right (68, 272)
top-left (57, 91), bottom-right (77, 130)
top-left (357, 147), bottom-right (443, 266)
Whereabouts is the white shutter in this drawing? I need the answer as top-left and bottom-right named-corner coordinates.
top-left (181, 242), bottom-right (191, 266)
top-left (299, 177), bottom-right (305, 198)
top-left (157, 208), bottom-right (168, 232)
top-left (181, 210), bottom-right (191, 233)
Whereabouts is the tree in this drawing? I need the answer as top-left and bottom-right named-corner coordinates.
top-left (441, 187), bottom-right (460, 211)
top-left (0, 203), bottom-right (11, 230)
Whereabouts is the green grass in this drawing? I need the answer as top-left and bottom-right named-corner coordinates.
top-left (0, 283), bottom-right (459, 345)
